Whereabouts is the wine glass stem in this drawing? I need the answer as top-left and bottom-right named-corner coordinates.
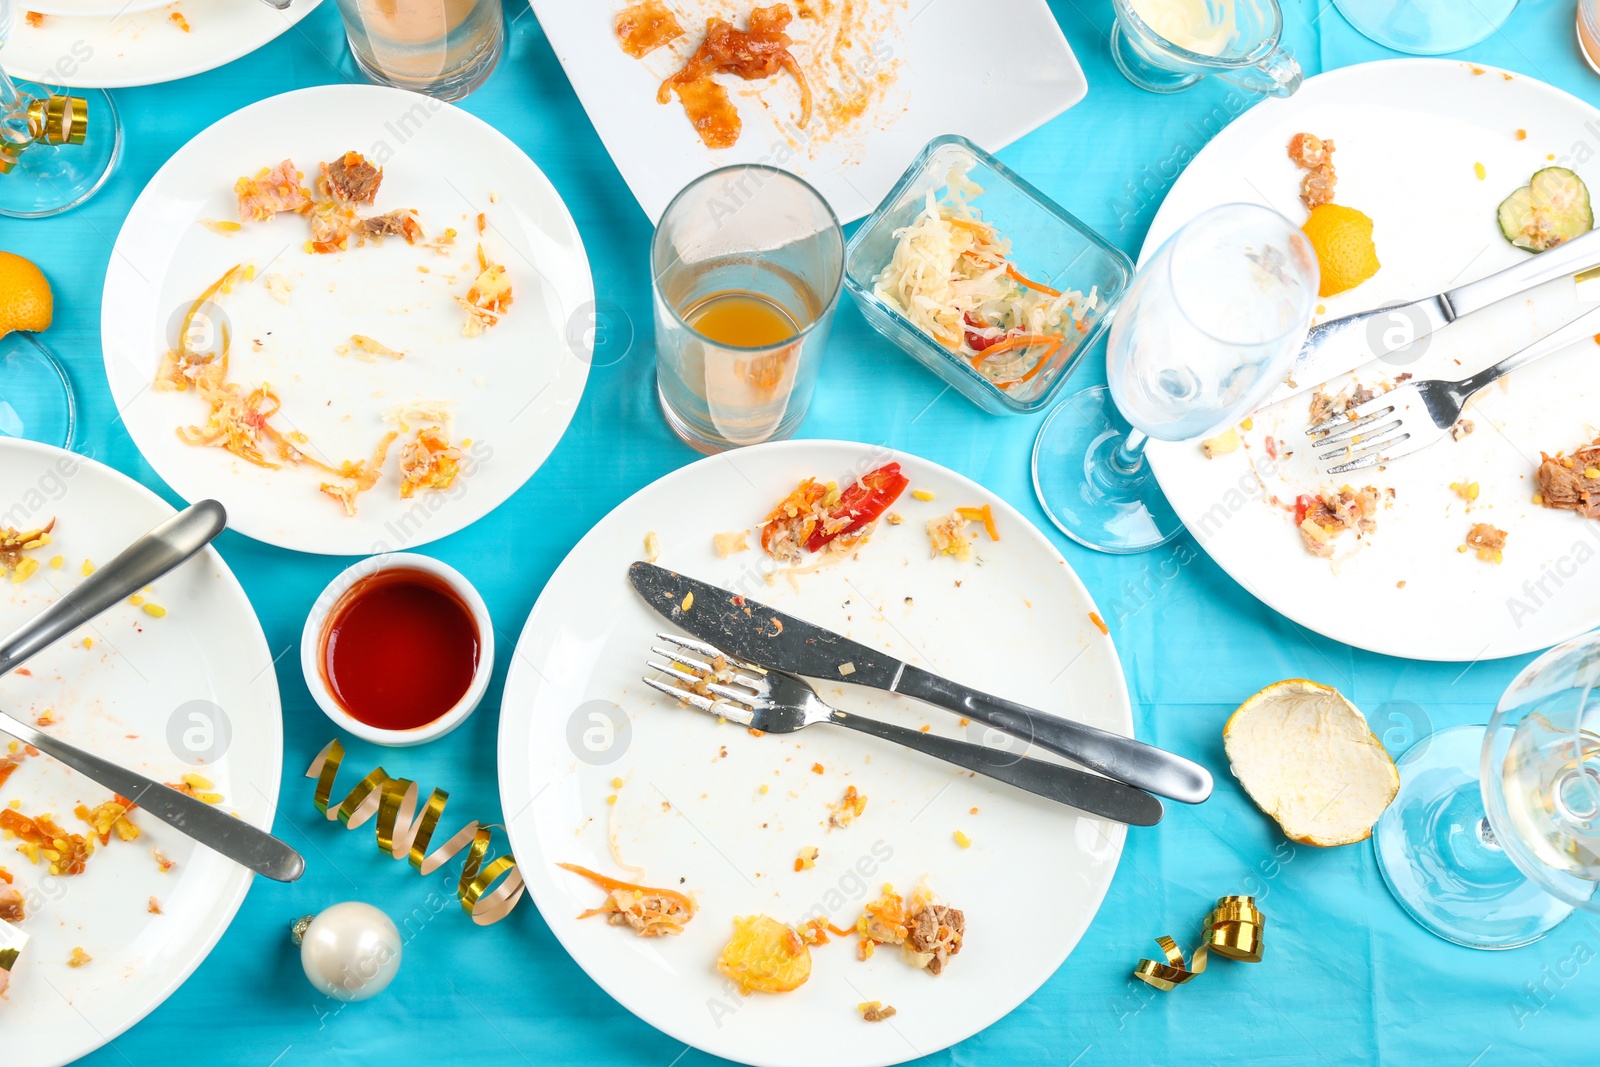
top-left (1109, 428), bottom-right (1150, 476)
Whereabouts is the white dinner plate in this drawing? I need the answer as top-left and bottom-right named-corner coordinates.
top-left (499, 439), bottom-right (1131, 1067)
top-left (103, 85), bottom-right (593, 555)
top-left (0, 439), bottom-right (281, 1067)
top-left (529, 0), bottom-right (1088, 224)
top-left (2, 0), bottom-right (322, 88)
top-left (1145, 59), bottom-right (1600, 662)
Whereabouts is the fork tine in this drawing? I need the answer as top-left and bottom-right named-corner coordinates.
top-left (641, 673), bottom-right (756, 726)
top-left (1309, 405), bottom-right (1396, 446)
top-left (650, 645), bottom-right (715, 676)
top-left (1306, 397), bottom-right (1398, 441)
top-left (655, 631), bottom-right (767, 676)
top-left (1327, 429), bottom-right (1430, 474)
top-left (1315, 420), bottom-right (1404, 461)
top-left (649, 644), bottom-right (767, 692)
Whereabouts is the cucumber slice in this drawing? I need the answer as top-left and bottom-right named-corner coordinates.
top-left (1498, 166), bottom-right (1593, 252)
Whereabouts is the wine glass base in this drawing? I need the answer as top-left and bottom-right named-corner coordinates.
top-left (0, 88), bottom-right (121, 219)
top-left (1331, 0), bottom-right (1518, 55)
top-left (0, 333), bottom-right (77, 449)
top-left (1374, 723), bottom-right (1578, 950)
top-left (1031, 385), bottom-right (1183, 554)
top-left (1109, 19), bottom-right (1204, 94)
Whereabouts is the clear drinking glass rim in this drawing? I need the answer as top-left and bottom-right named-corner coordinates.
top-left (1159, 201), bottom-right (1316, 349)
top-left (1116, 0), bottom-right (1285, 69)
top-left (651, 163), bottom-right (845, 354)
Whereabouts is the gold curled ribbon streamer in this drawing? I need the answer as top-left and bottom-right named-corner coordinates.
top-left (306, 739), bottom-right (525, 924)
top-left (1133, 895), bottom-right (1265, 991)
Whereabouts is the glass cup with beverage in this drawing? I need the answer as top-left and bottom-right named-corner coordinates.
top-left (334, 0), bottom-right (503, 101)
top-left (1374, 630), bottom-right (1600, 948)
top-left (651, 165), bottom-right (844, 453)
top-left (1110, 0), bottom-right (1302, 96)
top-left (1031, 202), bottom-right (1319, 553)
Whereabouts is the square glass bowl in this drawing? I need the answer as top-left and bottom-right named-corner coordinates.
top-left (844, 135), bottom-right (1133, 415)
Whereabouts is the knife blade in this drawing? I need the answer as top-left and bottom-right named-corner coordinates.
top-left (628, 562), bottom-right (1213, 803)
top-left (1260, 226), bottom-right (1600, 412)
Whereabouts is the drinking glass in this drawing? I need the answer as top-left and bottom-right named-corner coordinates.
top-left (1032, 203), bottom-right (1318, 553)
top-left (0, 333), bottom-right (76, 448)
top-left (0, 1), bottom-right (121, 219)
top-left (1332, 0), bottom-right (1517, 56)
top-left (334, 0), bottom-right (503, 101)
top-left (1375, 630), bottom-right (1600, 949)
top-left (651, 165), bottom-right (844, 454)
top-left (1110, 0), bottom-right (1302, 96)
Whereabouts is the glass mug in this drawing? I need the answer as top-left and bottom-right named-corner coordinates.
top-left (651, 166), bottom-right (844, 453)
top-left (1110, 0), bottom-right (1302, 97)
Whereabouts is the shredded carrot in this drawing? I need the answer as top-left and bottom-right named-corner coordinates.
top-left (946, 216), bottom-right (994, 236)
top-left (968, 333), bottom-right (1058, 368)
top-left (1012, 338), bottom-right (1063, 383)
top-left (956, 504), bottom-right (999, 541)
top-left (557, 862), bottom-right (695, 915)
top-left (1089, 611), bottom-right (1109, 635)
top-left (1005, 264), bottom-right (1061, 298)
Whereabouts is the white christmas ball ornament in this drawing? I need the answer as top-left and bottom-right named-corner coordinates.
top-left (296, 902), bottom-right (402, 1001)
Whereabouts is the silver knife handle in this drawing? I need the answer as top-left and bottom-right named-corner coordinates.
top-left (828, 710), bottom-right (1162, 825)
top-left (896, 665), bottom-right (1213, 804)
top-left (0, 499), bottom-right (227, 676)
top-left (1449, 226), bottom-right (1600, 319)
top-left (0, 709), bottom-right (305, 882)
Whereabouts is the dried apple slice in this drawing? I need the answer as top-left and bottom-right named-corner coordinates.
top-left (1223, 678), bottom-right (1399, 847)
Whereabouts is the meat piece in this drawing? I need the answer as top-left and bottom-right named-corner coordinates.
top-left (1297, 486), bottom-right (1385, 559)
top-left (1466, 522), bottom-right (1508, 563)
top-left (615, 0), bottom-right (684, 57)
top-left (234, 159), bottom-right (311, 222)
top-left (321, 151), bottom-right (383, 205)
top-left (1308, 389), bottom-right (1336, 426)
top-left (861, 1003), bottom-right (897, 1022)
top-left (0, 886), bottom-right (23, 923)
top-left (1288, 132), bottom-right (1337, 210)
top-left (1537, 443), bottom-right (1600, 519)
top-left (906, 903), bottom-right (964, 975)
top-left (1536, 444), bottom-right (1600, 518)
top-left (1451, 418), bottom-right (1475, 441)
top-left (353, 209), bottom-right (423, 245)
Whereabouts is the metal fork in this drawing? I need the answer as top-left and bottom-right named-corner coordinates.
top-left (642, 633), bottom-right (1163, 826)
top-left (1307, 302), bottom-right (1600, 474)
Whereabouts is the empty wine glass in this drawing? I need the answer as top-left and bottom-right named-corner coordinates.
top-left (1375, 631), bottom-right (1600, 949)
top-left (0, 0), bottom-right (122, 218)
top-left (1332, 0), bottom-right (1518, 56)
top-left (1032, 202), bottom-right (1318, 553)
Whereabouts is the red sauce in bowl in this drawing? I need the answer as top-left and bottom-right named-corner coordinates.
top-left (319, 568), bottom-right (480, 732)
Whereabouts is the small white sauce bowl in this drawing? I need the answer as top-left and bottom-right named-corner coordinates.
top-left (300, 552), bottom-right (494, 747)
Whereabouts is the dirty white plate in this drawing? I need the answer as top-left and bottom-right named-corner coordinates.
top-left (530, 0), bottom-right (1087, 224)
top-left (499, 439), bottom-right (1131, 1067)
top-left (103, 85), bottom-right (593, 554)
top-left (1, 0), bottom-right (322, 88)
top-left (0, 438), bottom-right (281, 1067)
top-left (1145, 59), bottom-right (1600, 662)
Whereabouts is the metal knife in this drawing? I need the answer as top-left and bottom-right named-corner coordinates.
top-left (628, 562), bottom-right (1213, 804)
top-left (0, 501), bottom-right (306, 883)
top-left (1260, 227), bottom-right (1600, 412)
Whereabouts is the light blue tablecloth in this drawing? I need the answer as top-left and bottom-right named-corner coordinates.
top-left (3, 0), bottom-right (1597, 1063)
